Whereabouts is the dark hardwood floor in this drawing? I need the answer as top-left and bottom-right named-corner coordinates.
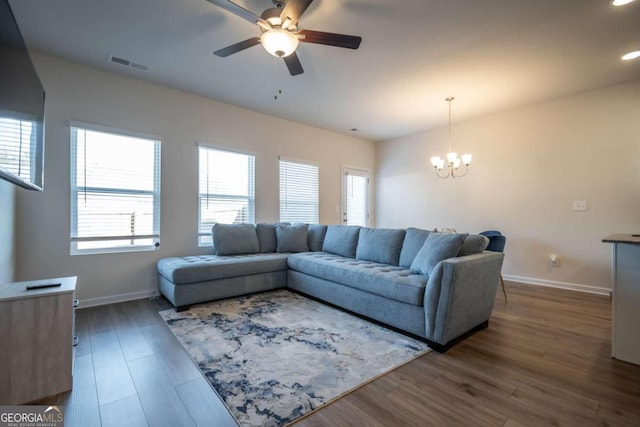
top-left (42, 282), bottom-right (640, 426)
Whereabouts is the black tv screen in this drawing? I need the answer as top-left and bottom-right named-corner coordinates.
top-left (0, 0), bottom-right (45, 191)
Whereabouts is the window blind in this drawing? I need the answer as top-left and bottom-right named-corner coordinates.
top-left (345, 172), bottom-right (368, 226)
top-left (70, 125), bottom-right (161, 254)
top-left (198, 146), bottom-right (255, 246)
top-left (0, 116), bottom-right (41, 189)
top-left (279, 158), bottom-right (319, 224)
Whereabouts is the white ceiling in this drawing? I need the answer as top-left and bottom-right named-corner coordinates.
top-left (9, 0), bottom-right (640, 141)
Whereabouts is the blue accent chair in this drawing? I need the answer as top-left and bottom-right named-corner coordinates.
top-left (480, 230), bottom-right (507, 299)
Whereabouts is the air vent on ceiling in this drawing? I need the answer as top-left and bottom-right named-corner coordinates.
top-left (108, 55), bottom-right (150, 72)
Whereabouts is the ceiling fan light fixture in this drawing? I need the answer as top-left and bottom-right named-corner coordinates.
top-left (261, 29), bottom-right (299, 57)
top-left (621, 50), bottom-right (640, 61)
top-left (611, 0), bottom-right (636, 6)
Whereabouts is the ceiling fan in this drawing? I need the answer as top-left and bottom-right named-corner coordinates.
top-left (207, 0), bottom-right (362, 76)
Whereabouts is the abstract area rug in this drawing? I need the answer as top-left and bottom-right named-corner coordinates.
top-left (160, 290), bottom-right (430, 426)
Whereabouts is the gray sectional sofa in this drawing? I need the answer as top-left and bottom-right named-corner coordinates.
top-left (157, 223), bottom-right (504, 352)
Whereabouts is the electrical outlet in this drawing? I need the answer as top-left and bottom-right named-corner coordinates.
top-left (573, 200), bottom-right (587, 211)
top-left (550, 253), bottom-right (559, 267)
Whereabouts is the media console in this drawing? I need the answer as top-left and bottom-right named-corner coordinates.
top-left (0, 276), bottom-right (77, 404)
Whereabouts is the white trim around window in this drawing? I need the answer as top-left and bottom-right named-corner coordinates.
top-left (70, 122), bottom-right (161, 255)
top-left (198, 144), bottom-right (256, 246)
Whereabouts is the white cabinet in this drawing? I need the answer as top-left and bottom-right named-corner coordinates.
top-left (603, 235), bottom-right (640, 366)
top-left (0, 276), bottom-right (77, 404)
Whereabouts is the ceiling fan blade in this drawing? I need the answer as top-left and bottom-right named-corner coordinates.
top-left (206, 0), bottom-right (270, 29)
top-left (283, 52), bottom-right (304, 76)
top-left (280, 0), bottom-right (313, 29)
top-left (213, 36), bottom-right (261, 57)
top-left (298, 30), bottom-right (362, 49)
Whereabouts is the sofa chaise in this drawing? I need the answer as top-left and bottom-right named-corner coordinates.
top-left (157, 223), bottom-right (504, 352)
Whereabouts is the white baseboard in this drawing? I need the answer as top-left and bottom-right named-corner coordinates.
top-left (503, 274), bottom-right (611, 296)
top-left (78, 289), bottom-right (160, 309)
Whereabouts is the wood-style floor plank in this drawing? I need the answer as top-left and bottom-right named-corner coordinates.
top-left (73, 309), bottom-right (92, 358)
top-left (140, 323), bottom-right (202, 386)
top-left (85, 305), bottom-right (115, 335)
top-left (90, 331), bottom-right (138, 405)
top-left (108, 303), bottom-right (154, 361)
top-left (175, 377), bottom-right (238, 427)
top-left (56, 354), bottom-right (101, 427)
top-left (128, 299), bottom-right (166, 327)
top-left (100, 394), bottom-right (148, 427)
top-left (128, 355), bottom-right (196, 427)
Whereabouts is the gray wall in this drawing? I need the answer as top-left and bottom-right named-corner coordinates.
top-left (15, 53), bottom-right (376, 305)
top-left (376, 79), bottom-right (640, 293)
top-left (0, 179), bottom-right (15, 283)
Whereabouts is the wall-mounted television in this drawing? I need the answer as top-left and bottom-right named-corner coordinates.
top-left (0, 0), bottom-right (45, 191)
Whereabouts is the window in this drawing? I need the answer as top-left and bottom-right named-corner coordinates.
top-left (0, 116), bottom-right (44, 190)
top-left (70, 123), bottom-right (161, 254)
top-left (343, 168), bottom-right (369, 226)
top-left (198, 146), bottom-right (255, 246)
top-left (279, 158), bottom-right (319, 224)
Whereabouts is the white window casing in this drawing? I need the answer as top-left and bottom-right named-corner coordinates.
top-left (198, 145), bottom-right (255, 246)
top-left (70, 122), bottom-right (161, 255)
top-left (0, 114), bottom-right (44, 190)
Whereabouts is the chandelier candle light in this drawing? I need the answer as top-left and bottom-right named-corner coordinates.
top-left (430, 97), bottom-right (472, 179)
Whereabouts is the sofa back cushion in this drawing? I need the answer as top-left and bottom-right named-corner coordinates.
top-left (356, 228), bottom-right (406, 266)
top-left (399, 227), bottom-right (433, 268)
top-left (212, 223), bottom-right (259, 256)
top-left (458, 234), bottom-right (490, 256)
top-left (256, 223), bottom-right (277, 253)
top-left (308, 224), bottom-right (328, 252)
top-left (322, 225), bottom-right (361, 258)
top-left (410, 232), bottom-right (468, 276)
top-left (276, 223), bottom-right (309, 253)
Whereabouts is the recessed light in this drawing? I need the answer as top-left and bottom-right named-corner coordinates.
top-left (621, 50), bottom-right (640, 61)
top-left (350, 128), bottom-right (359, 132)
top-left (612, 0), bottom-right (636, 6)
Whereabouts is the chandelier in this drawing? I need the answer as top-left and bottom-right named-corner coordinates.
top-left (430, 97), bottom-right (472, 179)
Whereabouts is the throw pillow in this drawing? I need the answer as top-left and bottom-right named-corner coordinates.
top-left (410, 232), bottom-right (468, 276)
top-left (256, 223), bottom-right (277, 253)
top-left (356, 228), bottom-right (406, 265)
top-left (276, 223), bottom-right (309, 253)
top-left (308, 224), bottom-right (328, 252)
top-left (212, 223), bottom-right (259, 256)
top-left (322, 225), bottom-right (361, 258)
top-left (398, 227), bottom-right (434, 268)
top-left (458, 234), bottom-right (490, 256)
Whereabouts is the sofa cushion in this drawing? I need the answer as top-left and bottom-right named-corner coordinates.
top-left (212, 223), bottom-right (259, 256)
top-left (399, 228), bottom-right (433, 268)
top-left (158, 253), bottom-right (290, 285)
top-left (322, 225), bottom-right (361, 258)
top-left (356, 228), bottom-right (406, 266)
top-left (410, 232), bottom-right (468, 276)
top-left (288, 252), bottom-right (428, 306)
top-left (458, 234), bottom-right (490, 256)
top-left (256, 223), bottom-right (277, 253)
top-left (308, 224), bottom-right (328, 252)
top-left (276, 223), bottom-right (309, 253)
